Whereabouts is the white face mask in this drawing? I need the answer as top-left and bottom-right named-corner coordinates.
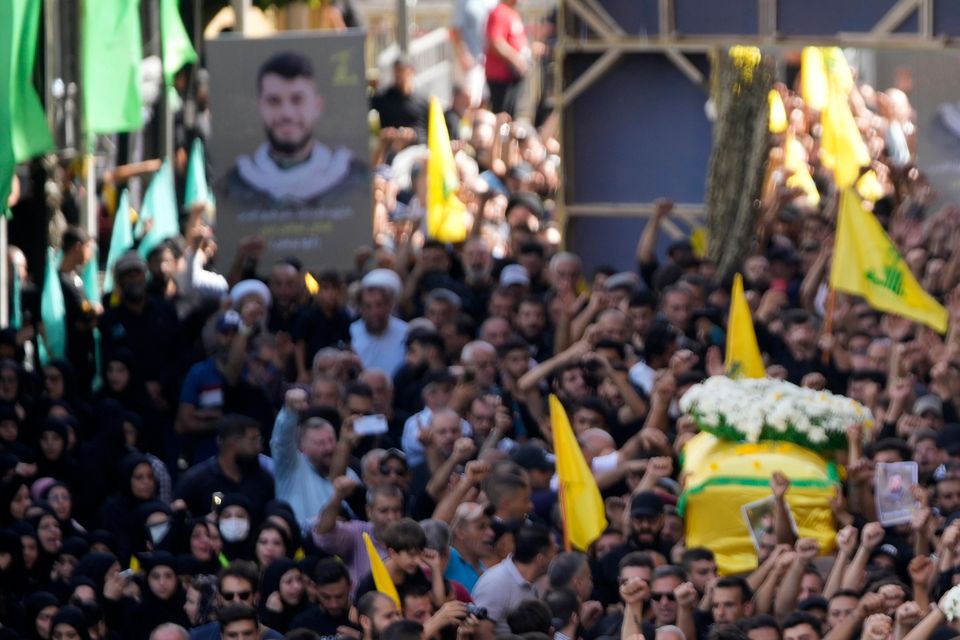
top-left (220, 517), bottom-right (250, 542)
top-left (149, 521), bottom-right (171, 545)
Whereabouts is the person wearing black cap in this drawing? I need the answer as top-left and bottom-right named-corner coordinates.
top-left (99, 250), bottom-right (180, 413)
top-left (597, 490), bottom-right (672, 599)
top-left (511, 444), bottom-right (556, 523)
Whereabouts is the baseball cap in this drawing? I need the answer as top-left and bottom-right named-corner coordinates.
top-left (511, 444), bottom-right (556, 472)
top-left (381, 448), bottom-right (407, 468)
top-left (451, 502), bottom-right (496, 530)
top-left (913, 394), bottom-right (943, 418)
top-left (604, 272), bottom-right (642, 294)
top-left (500, 264), bottom-right (530, 287)
top-left (630, 491), bottom-right (663, 518)
top-left (216, 310), bottom-right (241, 334)
top-left (114, 251), bottom-right (147, 275)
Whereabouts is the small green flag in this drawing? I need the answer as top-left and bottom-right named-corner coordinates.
top-left (82, 246), bottom-right (103, 393)
top-left (40, 248), bottom-right (66, 360)
top-left (104, 189), bottom-right (135, 294)
top-left (82, 0), bottom-right (144, 134)
top-left (183, 138), bottom-right (210, 209)
top-left (138, 161), bottom-right (180, 258)
top-left (0, 3), bottom-right (16, 212)
top-left (161, 0), bottom-right (198, 86)
top-left (11, 262), bottom-right (22, 331)
top-left (10, 0), bottom-right (53, 162)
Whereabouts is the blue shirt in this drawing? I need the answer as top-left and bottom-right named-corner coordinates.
top-left (445, 546), bottom-right (484, 592)
top-left (270, 408), bottom-right (360, 531)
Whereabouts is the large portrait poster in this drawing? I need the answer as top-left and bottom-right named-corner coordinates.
top-left (206, 31), bottom-right (370, 270)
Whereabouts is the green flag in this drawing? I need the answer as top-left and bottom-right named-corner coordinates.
top-left (11, 263), bottom-right (22, 331)
top-left (40, 248), bottom-right (66, 360)
top-left (139, 161), bottom-right (180, 258)
top-left (10, 0), bottom-right (53, 162)
top-left (82, 0), bottom-right (144, 134)
top-left (161, 0), bottom-right (198, 85)
top-left (0, 3), bottom-right (16, 212)
top-left (82, 246), bottom-right (103, 392)
top-left (104, 189), bottom-right (135, 294)
top-left (183, 138), bottom-right (210, 209)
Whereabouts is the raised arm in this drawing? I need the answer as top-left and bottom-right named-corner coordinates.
top-left (271, 389), bottom-right (309, 473)
top-left (635, 199), bottom-right (672, 267)
top-left (824, 526), bottom-right (859, 599)
top-left (314, 476), bottom-right (357, 535)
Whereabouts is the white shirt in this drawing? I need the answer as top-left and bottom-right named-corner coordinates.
top-left (401, 408), bottom-right (474, 467)
top-left (349, 316), bottom-right (408, 376)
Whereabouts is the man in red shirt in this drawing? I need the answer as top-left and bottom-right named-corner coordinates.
top-left (484, 0), bottom-right (529, 116)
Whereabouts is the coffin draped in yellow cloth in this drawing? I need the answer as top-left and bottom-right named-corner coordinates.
top-left (678, 433), bottom-right (839, 575)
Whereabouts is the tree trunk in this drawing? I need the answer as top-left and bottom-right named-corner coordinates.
top-left (706, 47), bottom-right (773, 281)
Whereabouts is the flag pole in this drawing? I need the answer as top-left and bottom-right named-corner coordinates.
top-left (0, 214), bottom-right (8, 327)
top-left (821, 288), bottom-right (836, 365)
top-left (558, 483), bottom-right (571, 551)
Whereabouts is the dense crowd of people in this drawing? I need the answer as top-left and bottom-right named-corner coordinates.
top-left (5, 9), bottom-right (960, 640)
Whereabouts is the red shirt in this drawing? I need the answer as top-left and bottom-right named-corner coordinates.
top-left (484, 3), bottom-right (527, 83)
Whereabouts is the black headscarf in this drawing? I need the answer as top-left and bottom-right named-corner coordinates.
top-left (22, 591), bottom-right (59, 640)
top-left (0, 475), bottom-right (28, 527)
top-left (98, 453), bottom-right (155, 564)
top-left (74, 551), bottom-right (119, 596)
top-left (0, 528), bottom-right (27, 620)
top-left (259, 558), bottom-right (308, 633)
top-left (50, 605), bottom-right (92, 640)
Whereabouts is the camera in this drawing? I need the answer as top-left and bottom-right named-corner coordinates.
top-left (466, 604), bottom-right (488, 620)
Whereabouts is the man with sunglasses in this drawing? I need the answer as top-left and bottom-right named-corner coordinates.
top-left (189, 561), bottom-right (283, 640)
top-left (379, 449), bottom-right (411, 493)
top-left (649, 565), bottom-right (686, 629)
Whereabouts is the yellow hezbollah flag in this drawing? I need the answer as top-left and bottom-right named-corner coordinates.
top-left (800, 47), bottom-right (828, 112)
top-left (725, 274), bottom-right (766, 379)
top-left (819, 48), bottom-right (870, 189)
top-left (768, 90), bottom-right (787, 133)
top-left (783, 129), bottom-right (820, 207)
top-left (550, 395), bottom-right (606, 550)
top-left (831, 190), bottom-right (947, 333)
top-left (427, 96), bottom-right (467, 243)
top-left (363, 532), bottom-right (401, 611)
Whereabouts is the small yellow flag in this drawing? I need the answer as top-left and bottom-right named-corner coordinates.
top-left (690, 227), bottom-right (709, 259)
top-left (550, 395), bottom-right (606, 551)
top-left (304, 272), bottom-right (320, 295)
top-left (426, 96), bottom-right (467, 243)
top-left (830, 190), bottom-right (948, 334)
top-left (363, 532), bottom-right (401, 611)
top-left (783, 130), bottom-right (820, 206)
top-left (725, 273), bottom-right (766, 379)
top-left (768, 90), bottom-right (788, 133)
top-left (800, 47), bottom-right (828, 112)
top-left (129, 554), bottom-right (140, 573)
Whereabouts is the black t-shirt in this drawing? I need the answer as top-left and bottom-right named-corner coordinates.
top-left (371, 88), bottom-right (430, 142)
top-left (294, 305), bottom-right (352, 364)
top-left (288, 606), bottom-right (357, 640)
